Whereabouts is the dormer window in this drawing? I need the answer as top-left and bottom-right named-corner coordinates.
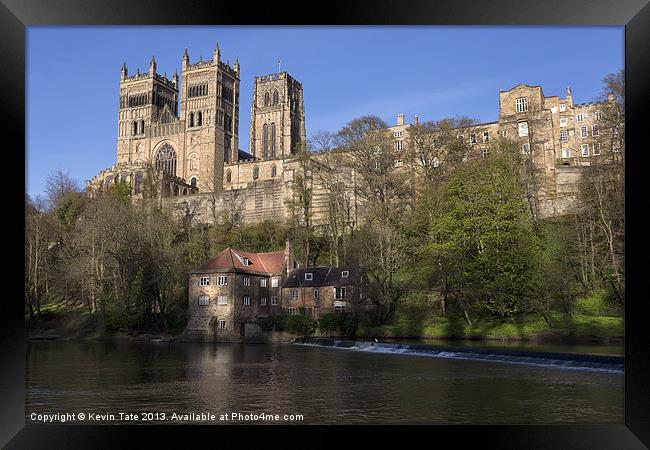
top-left (341, 271), bottom-right (349, 278)
top-left (305, 273), bottom-right (313, 281)
top-left (243, 257), bottom-right (250, 266)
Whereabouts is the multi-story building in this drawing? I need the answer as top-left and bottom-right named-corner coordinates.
top-left (87, 45), bottom-right (619, 226)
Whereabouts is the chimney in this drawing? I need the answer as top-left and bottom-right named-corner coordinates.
top-left (284, 238), bottom-right (296, 273)
top-left (413, 115), bottom-right (419, 126)
top-left (397, 113), bottom-right (404, 126)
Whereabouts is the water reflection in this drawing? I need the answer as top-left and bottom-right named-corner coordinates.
top-left (26, 341), bottom-right (623, 424)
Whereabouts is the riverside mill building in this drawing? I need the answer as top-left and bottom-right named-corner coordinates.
top-left (85, 44), bottom-right (619, 341)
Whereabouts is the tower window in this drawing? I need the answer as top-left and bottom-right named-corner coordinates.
top-left (264, 92), bottom-right (270, 107)
top-left (190, 177), bottom-right (197, 188)
top-left (197, 111), bottom-right (202, 127)
top-left (253, 167), bottom-right (259, 180)
top-left (515, 97), bottom-right (528, 113)
top-left (263, 124), bottom-right (269, 158)
top-left (518, 121), bottom-right (529, 137)
top-left (189, 112), bottom-right (194, 128)
top-left (271, 165), bottom-right (277, 178)
top-left (271, 123), bottom-right (276, 157)
top-left (155, 143), bottom-right (177, 176)
top-left (273, 90), bottom-right (279, 105)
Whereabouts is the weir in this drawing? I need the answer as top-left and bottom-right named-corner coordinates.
top-left (297, 339), bottom-right (624, 373)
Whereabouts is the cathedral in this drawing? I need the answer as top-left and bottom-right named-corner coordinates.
top-left (87, 43), bottom-right (617, 224)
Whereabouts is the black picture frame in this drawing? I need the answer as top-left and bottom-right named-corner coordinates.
top-left (3, 0), bottom-right (649, 448)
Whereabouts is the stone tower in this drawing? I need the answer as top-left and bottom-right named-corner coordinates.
top-left (179, 45), bottom-right (241, 192)
top-left (249, 72), bottom-right (306, 159)
top-left (117, 57), bottom-right (179, 166)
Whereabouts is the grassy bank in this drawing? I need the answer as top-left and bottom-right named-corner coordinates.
top-left (356, 313), bottom-right (623, 341)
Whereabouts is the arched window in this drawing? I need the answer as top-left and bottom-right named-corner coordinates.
top-left (262, 124), bottom-right (269, 158)
top-left (253, 167), bottom-right (259, 180)
top-left (189, 112), bottom-right (194, 128)
top-left (173, 185), bottom-right (179, 196)
top-left (273, 90), bottom-right (279, 105)
top-left (270, 123), bottom-right (276, 157)
top-left (183, 188), bottom-right (188, 196)
top-left (197, 111), bottom-right (202, 127)
top-left (134, 172), bottom-right (143, 194)
top-left (191, 177), bottom-right (198, 188)
top-left (139, 120), bottom-right (144, 134)
top-left (264, 92), bottom-right (270, 106)
top-left (132, 122), bottom-right (137, 136)
top-left (155, 143), bottom-right (177, 176)
top-left (271, 165), bottom-right (277, 178)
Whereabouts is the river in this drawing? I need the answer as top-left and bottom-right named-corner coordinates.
top-left (26, 340), bottom-right (623, 424)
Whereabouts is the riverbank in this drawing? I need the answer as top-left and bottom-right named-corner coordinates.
top-left (355, 312), bottom-right (623, 345)
top-left (27, 308), bottom-right (623, 346)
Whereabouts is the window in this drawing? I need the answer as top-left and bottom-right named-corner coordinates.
top-left (271, 277), bottom-right (279, 288)
top-left (253, 167), bottom-right (259, 180)
top-left (595, 111), bottom-right (603, 120)
top-left (189, 112), bottom-right (194, 128)
top-left (262, 124), bottom-right (269, 158)
top-left (560, 130), bottom-right (568, 142)
top-left (580, 126), bottom-right (588, 138)
top-left (271, 165), bottom-right (277, 177)
top-left (218, 295), bottom-right (228, 305)
top-left (562, 147), bottom-right (571, 159)
top-left (225, 170), bottom-right (231, 183)
top-left (470, 133), bottom-right (477, 145)
top-left (341, 271), bottom-right (349, 278)
top-left (515, 97), bottom-right (528, 113)
top-left (217, 276), bottom-right (228, 286)
top-left (560, 103), bottom-right (567, 112)
top-left (198, 295), bottom-right (209, 306)
top-left (560, 118), bottom-right (568, 128)
top-left (482, 131), bottom-right (489, 143)
top-left (289, 289), bottom-right (298, 301)
top-left (260, 278), bottom-right (267, 287)
top-left (190, 177), bottom-right (197, 188)
top-left (433, 157), bottom-right (440, 168)
top-left (593, 143), bottom-right (601, 156)
top-left (260, 297), bottom-right (267, 306)
top-left (522, 143), bottom-right (530, 154)
top-left (288, 307), bottom-right (296, 315)
top-left (199, 277), bottom-right (210, 286)
top-left (395, 140), bottom-right (403, 151)
top-left (305, 273), bottom-right (313, 281)
top-left (271, 296), bottom-right (278, 306)
top-left (482, 148), bottom-right (490, 158)
top-left (501, 130), bottom-right (508, 137)
top-left (518, 121), bottom-right (529, 137)
top-left (243, 258), bottom-right (250, 266)
top-left (270, 123), bottom-right (276, 157)
top-left (576, 113), bottom-right (584, 122)
top-left (273, 90), bottom-right (279, 105)
top-left (334, 305), bottom-right (346, 313)
top-left (592, 125), bottom-right (599, 137)
top-left (219, 320), bottom-right (226, 329)
top-left (243, 296), bottom-right (251, 306)
top-left (264, 92), bottom-right (270, 106)
top-left (197, 111), bottom-right (202, 127)
top-left (243, 276), bottom-right (251, 286)
top-left (335, 287), bottom-right (346, 299)
top-left (394, 131), bottom-right (403, 138)
top-left (581, 144), bottom-right (590, 157)
top-left (313, 289), bottom-right (319, 299)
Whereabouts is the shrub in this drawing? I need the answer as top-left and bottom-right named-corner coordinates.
top-left (285, 315), bottom-right (316, 337)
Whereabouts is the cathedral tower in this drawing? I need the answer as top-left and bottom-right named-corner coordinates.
top-left (117, 57), bottom-right (179, 165)
top-left (249, 72), bottom-right (306, 159)
top-left (179, 45), bottom-right (241, 192)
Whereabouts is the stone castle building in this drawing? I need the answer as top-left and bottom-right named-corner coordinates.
top-left (87, 44), bottom-right (618, 225)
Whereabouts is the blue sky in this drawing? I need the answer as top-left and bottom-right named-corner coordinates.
top-left (26, 26), bottom-right (623, 199)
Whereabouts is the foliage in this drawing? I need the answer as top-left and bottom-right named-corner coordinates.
top-left (285, 314), bottom-right (316, 337)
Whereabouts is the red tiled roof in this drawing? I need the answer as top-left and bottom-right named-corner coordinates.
top-left (193, 247), bottom-right (285, 276)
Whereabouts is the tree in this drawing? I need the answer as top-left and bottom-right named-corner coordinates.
top-left (427, 142), bottom-right (541, 324)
